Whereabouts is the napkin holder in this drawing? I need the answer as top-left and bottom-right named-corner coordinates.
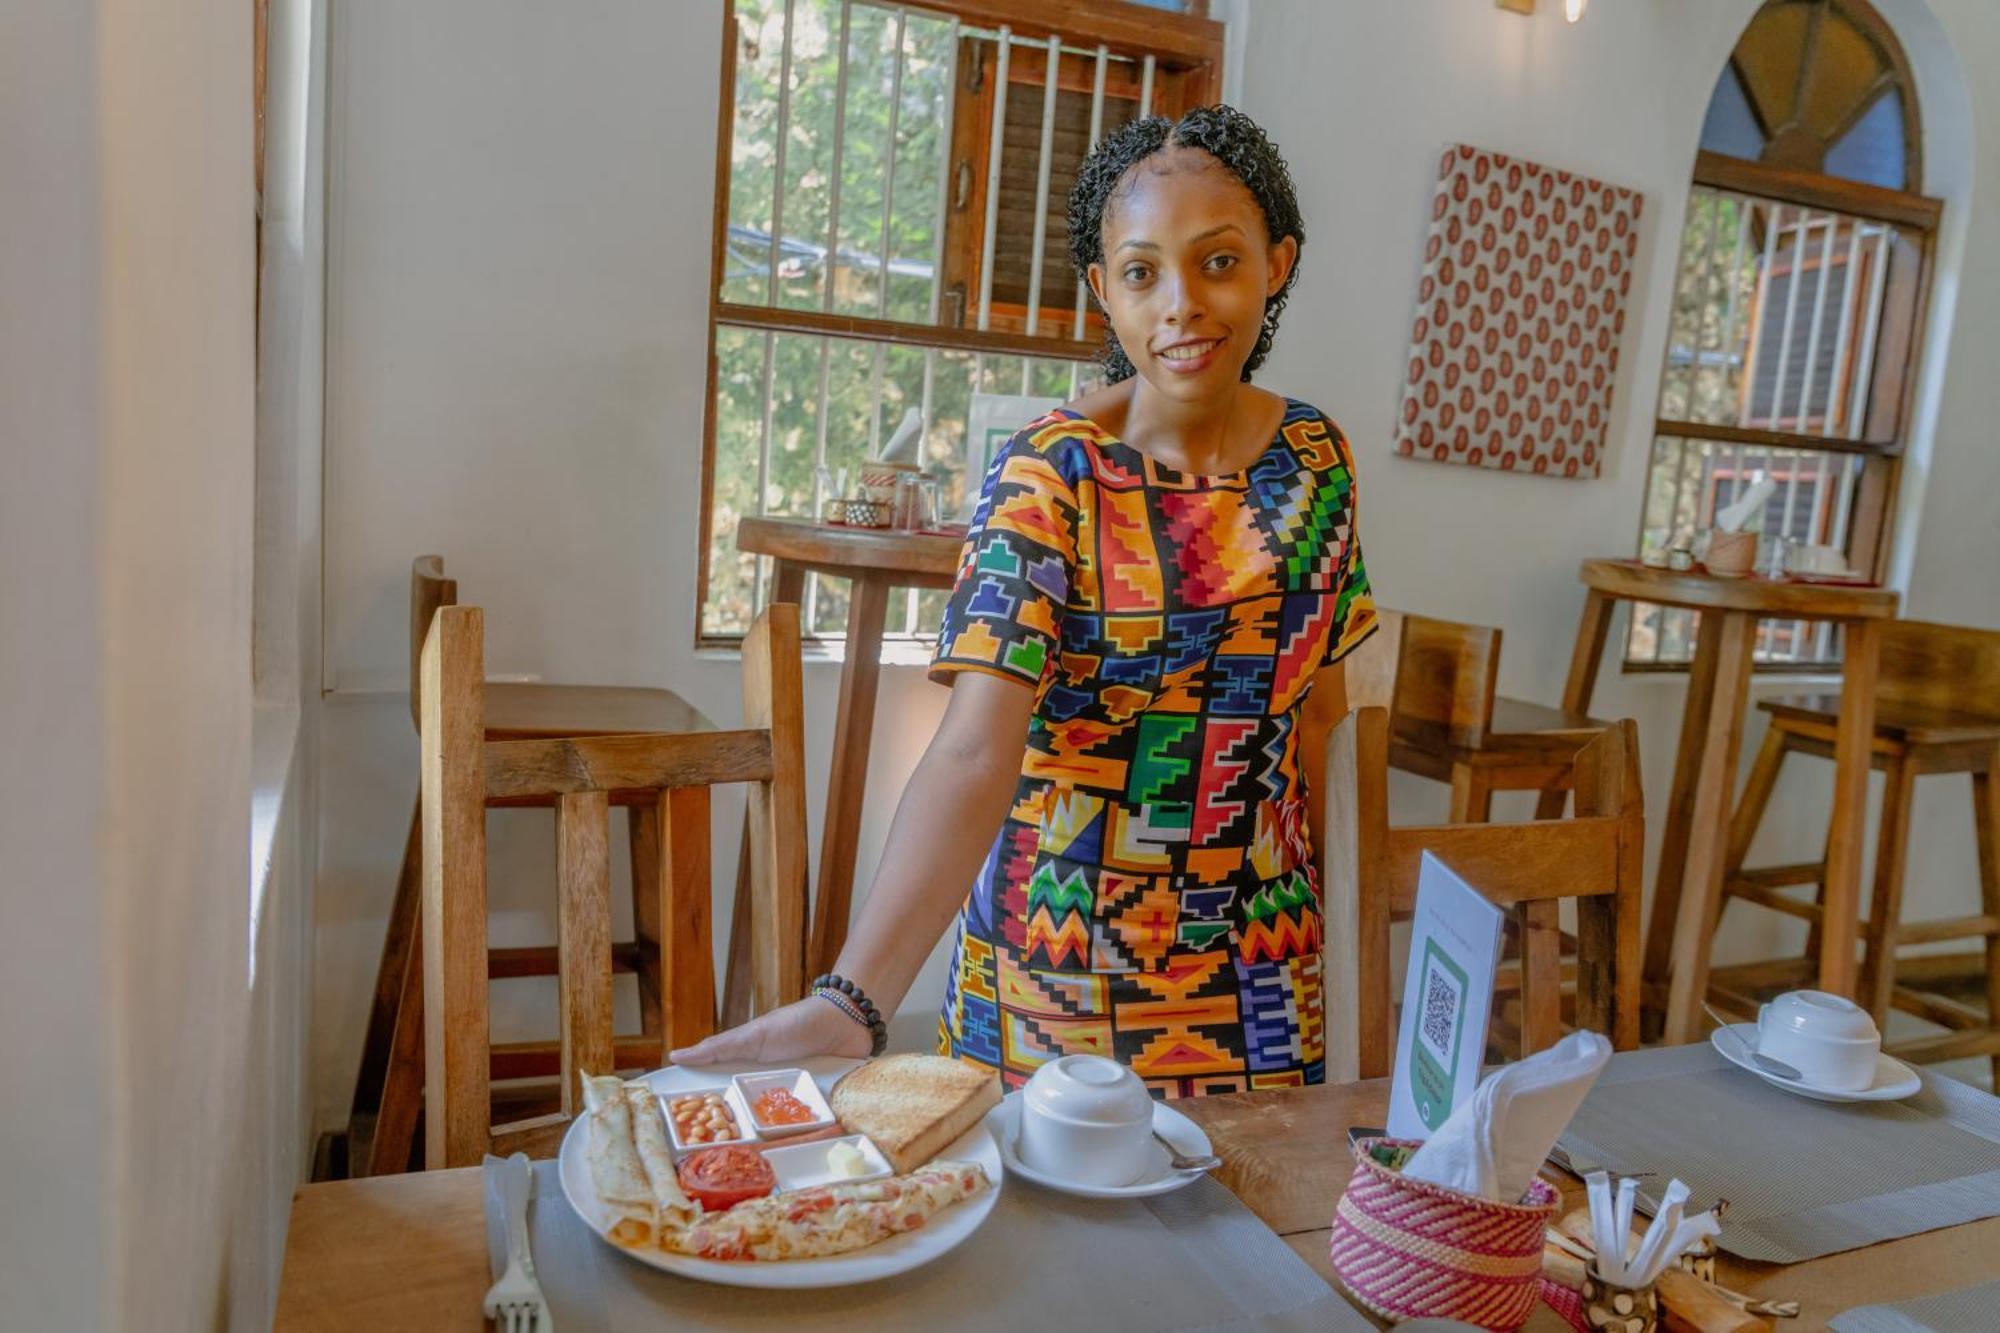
top-left (1329, 1138), bottom-right (1559, 1330)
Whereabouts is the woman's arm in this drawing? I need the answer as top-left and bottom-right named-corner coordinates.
top-left (671, 671), bottom-right (1034, 1064)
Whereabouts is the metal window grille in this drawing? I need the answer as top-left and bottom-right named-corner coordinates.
top-left (704, 0), bottom-right (1192, 640)
top-left (1627, 185), bottom-right (1905, 670)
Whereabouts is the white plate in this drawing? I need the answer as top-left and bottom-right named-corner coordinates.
top-left (558, 1057), bottom-right (1004, 1288)
top-left (1710, 1023), bottom-right (1921, 1102)
top-left (987, 1090), bottom-right (1214, 1199)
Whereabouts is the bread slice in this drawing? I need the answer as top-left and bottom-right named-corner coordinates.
top-left (829, 1054), bottom-right (1002, 1175)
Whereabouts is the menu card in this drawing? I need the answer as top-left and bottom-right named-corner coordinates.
top-left (1386, 851), bottom-right (1505, 1139)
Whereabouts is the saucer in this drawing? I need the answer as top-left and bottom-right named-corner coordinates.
top-left (987, 1090), bottom-right (1214, 1199)
top-left (1711, 1023), bottom-right (1921, 1102)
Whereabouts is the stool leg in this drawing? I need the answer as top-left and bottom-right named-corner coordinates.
top-left (1725, 727), bottom-right (1790, 885)
top-left (1519, 898), bottom-right (1563, 1056)
top-left (367, 911), bottom-right (425, 1176)
top-left (1858, 756), bottom-right (1916, 1026)
top-left (348, 794), bottom-right (422, 1168)
top-left (629, 802), bottom-right (663, 1039)
top-left (1973, 755), bottom-right (2000, 1089)
top-left (1449, 763), bottom-right (1494, 823)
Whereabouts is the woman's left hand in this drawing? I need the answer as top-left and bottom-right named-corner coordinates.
top-left (669, 996), bottom-right (874, 1067)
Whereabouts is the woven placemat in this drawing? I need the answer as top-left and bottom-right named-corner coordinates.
top-left (1558, 1043), bottom-right (2000, 1264)
top-left (484, 1157), bottom-right (1373, 1332)
top-left (1829, 1276), bottom-right (2000, 1331)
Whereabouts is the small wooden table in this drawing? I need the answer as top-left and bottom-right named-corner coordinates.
top-left (735, 517), bottom-right (961, 984)
top-left (275, 1075), bottom-right (2000, 1330)
top-left (1556, 560), bottom-right (1900, 1043)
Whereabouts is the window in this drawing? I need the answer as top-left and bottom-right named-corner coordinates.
top-left (700, 0), bottom-right (1224, 641)
top-left (1627, 0), bottom-right (1939, 670)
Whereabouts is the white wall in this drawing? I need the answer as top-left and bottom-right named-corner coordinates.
top-left (311, 0), bottom-right (1996, 1132)
top-left (1, 0), bottom-right (279, 1325)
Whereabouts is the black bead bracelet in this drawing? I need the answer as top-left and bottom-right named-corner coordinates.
top-left (813, 972), bottom-right (888, 1056)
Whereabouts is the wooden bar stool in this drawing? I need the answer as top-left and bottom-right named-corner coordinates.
top-left (418, 601), bottom-right (808, 1168)
top-left (1321, 706), bottom-right (1644, 1080)
top-left (345, 555), bottom-right (726, 1175)
top-left (1717, 619), bottom-right (2000, 1082)
top-left (1378, 609), bottom-right (1616, 823)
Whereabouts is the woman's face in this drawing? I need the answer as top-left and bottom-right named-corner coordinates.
top-left (1087, 144), bottom-right (1297, 403)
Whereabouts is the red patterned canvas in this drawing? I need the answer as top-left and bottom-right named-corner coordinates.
top-left (1392, 144), bottom-right (1642, 479)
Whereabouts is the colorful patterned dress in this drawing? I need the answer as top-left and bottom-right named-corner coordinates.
top-left (930, 397), bottom-right (1376, 1098)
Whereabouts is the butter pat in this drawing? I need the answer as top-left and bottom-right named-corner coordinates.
top-left (827, 1141), bottom-right (867, 1178)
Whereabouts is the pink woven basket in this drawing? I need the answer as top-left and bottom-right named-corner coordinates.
top-left (1329, 1137), bottom-right (1559, 1331)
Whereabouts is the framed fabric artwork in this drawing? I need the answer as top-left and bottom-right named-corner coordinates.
top-left (1392, 144), bottom-right (1643, 479)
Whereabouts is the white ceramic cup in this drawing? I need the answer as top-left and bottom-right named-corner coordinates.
top-left (1018, 1054), bottom-right (1155, 1187)
top-left (1756, 989), bottom-right (1881, 1090)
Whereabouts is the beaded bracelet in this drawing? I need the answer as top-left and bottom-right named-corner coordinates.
top-left (812, 972), bottom-right (889, 1056)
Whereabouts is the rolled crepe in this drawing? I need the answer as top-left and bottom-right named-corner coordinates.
top-left (583, 1075), bottom-right (657, 1247)
top-left (623, 1081), bottom-right (698, 1231)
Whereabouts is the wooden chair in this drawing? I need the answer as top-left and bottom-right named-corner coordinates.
top-left (1321, 706), bottom-right (1643, 1081)
top-left (1381, 609), bottom-right (1616, 822)
top-left (420, 601), bottom-right (808, 1168)
top-left (1717, 619), bottom-right (2000, 1081)
top-left (345, 555), bottom-right (724, 1176)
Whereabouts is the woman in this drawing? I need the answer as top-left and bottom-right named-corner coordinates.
top-left (676, 105), bottom-right (1375, 1097)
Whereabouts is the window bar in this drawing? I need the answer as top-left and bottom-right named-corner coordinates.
top-left (974, 26), bottom-right (1010, 333)
top-left (766, 0), bottom-right (798, 306)
top-left (1689, 189), bottom-right (1724, 417)
top-left (1023, 34), bottom-right (1061, 337)
top-left (1139, 53), bottom-right (1155, 116)
top-left (754, 328), bottom-right (778, 610)
top-left (1787, 208), bottom-right (1840, 652)
top-left (1736, 200), bottom-right (1783, 490)
top-left (1770, 212), bottom-right (1816, 567)
top-left (1826, 223), bottom-right (1893, 570)
top-left (1073, 45), bottom-right (1110, 341)
top-left (926, 18), bottom-right (959, 327)
top-left (876, 7), bottom-right (908, 317)
top-left (751, 0), bottom-right (798, 617)
top-left (806, 0), bottom-right (856, 631)
top-left (1812, 218), bottom-right (1867, 658)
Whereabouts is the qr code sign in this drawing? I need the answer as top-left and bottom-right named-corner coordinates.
top-left (1420, 962), bottom-right (1462, 1063)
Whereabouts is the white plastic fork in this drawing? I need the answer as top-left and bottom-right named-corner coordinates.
top-left (483, 1152), bottom-right (553, 1333)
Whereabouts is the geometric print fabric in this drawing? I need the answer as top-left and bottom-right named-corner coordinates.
top-left (932, 399), bottom-right (1376, 1097)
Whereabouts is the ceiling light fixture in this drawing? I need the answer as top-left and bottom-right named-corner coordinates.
top-left (1566, 0), bottom-right (1588, 20)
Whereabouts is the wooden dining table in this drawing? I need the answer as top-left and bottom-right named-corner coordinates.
top-left (733, 517), bottom-right (962, 996)
top-left (273, 1074), bottom-right (2000, 1331)
top-left (1554, 560), bottom-right (1900, 1045)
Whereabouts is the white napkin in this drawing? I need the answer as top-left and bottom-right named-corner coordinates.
top-left (1401, 1030), bottom-right (1612, 1203)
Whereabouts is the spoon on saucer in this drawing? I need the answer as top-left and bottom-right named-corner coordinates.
top-left (1154, 1129), bottom-right (1221, 1172)
top-left (1703, 1002), bottom-right (1804, 1081)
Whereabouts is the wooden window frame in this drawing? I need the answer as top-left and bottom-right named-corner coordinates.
top-left (1627, 155), bottom-right (1941, 674)
top-left (696, 0), bottom-right (1224, 646)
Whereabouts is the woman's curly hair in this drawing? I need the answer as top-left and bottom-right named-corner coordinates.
top-left (1066, 104), bottom-right (1304, 383)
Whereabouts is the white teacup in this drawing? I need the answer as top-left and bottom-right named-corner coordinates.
top-left (1018, 1054), bottom-right (1154, 1187)
top-left (1757, 990), bottom-right (1880, 1090)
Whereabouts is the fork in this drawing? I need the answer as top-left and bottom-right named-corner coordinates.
top-left (483, 1152), bottom-right (553, 1333)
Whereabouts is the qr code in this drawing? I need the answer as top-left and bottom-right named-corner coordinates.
top-left (1420, 963), bottom-right (1462, 1061)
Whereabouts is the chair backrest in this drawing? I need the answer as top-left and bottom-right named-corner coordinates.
top-left (410, 555), bottom-right (456, 732)
top-left (419, 601), bottom-right (808, 1168)
top-left (1874, 618), bottom-right (2000, 725)
top-left (1390, 612), bottom-right (1501, 750)
top-left (1321, 706), bottom-right (1642, 1081)
top-left (1342, 608), bottom-right (1405, 713)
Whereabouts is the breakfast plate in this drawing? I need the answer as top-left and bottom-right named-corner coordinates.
top-left (558, 1056), bottom-right (1004, 1288)
top-left (1710, 1023), bottom-right (1921, 1103)
top-left (987, 1090), bottom-right (1215, 1199)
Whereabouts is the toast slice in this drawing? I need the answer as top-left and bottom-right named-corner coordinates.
top-left (829, 1054), bottom-right (1002, 1175)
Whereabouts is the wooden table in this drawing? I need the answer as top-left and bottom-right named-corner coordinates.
top-left (1556, 560), bottom-right (1899, 1044)
top-left (275, 1075), bottom-right (2000, 1331)
top-left (734, 517), bottom-right (961, 986)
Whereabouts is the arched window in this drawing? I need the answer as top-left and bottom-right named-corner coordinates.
top-left (1628, 0), bottom-right (1940, 669)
